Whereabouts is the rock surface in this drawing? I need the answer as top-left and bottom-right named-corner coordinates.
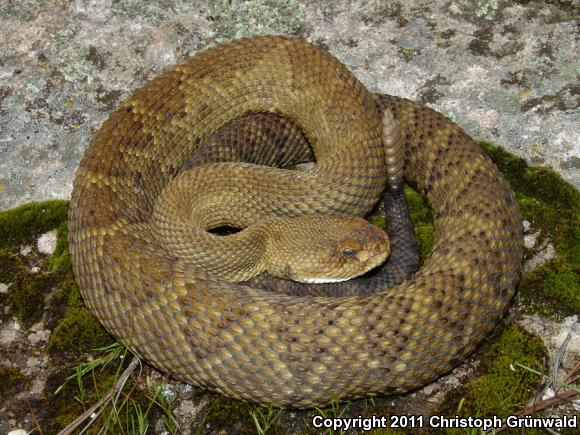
top-left (0, 0), bottom-right (578, 210)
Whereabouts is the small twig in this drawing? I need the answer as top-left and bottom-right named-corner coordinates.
top-left (26, 399), bottom-right (45, 435)
top-left (112, 356), bottom-right (142, 409)
top-left (527, 389), bottom-right (578, 414)
top-left (494, 388), bottom-right (579, 434)
top-left (563, 360), bottom-right (580, 384)
top-left (527, 332), bottom-right (576, 414)
top-left (552, 332), bottom-right (572, 392)
top-left (99, 357), bottom-right (143, 435)
top-left (529, 358), bottom-right (547, 414)
top-left (493, 353), bottom-right (580, 435)
top-left (78, 356), bottom-right (141, 435)
top-left (57, 356), bottom-right (140, 435)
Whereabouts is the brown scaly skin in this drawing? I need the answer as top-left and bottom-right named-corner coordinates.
top-left (68, 36), bottom-right (523, 408)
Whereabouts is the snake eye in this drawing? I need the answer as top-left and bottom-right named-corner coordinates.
top-left (342, 247), bottom-right (357, 258)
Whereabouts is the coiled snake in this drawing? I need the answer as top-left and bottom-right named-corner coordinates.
top-left (68, 36), bottom-right (523, 408)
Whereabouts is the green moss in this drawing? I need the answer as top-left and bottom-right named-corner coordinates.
top-left (49, 305), bottom-right (112, 354)
top-left (480, 142), bottom-right (579, 252)
top-left (480, 141), bottom-right (580, 316)
top-left (7, 271), bottom-right (54, 327)
top-left (48, 280), bottom-right (112, 354)
top-left (0, 201), bottom-right (74, 327)
top-left (405, 185), bottom-right (433, 260)
top-left (437, 322), bottom-right (546, 424)
top-left (400, 143), bottom-right (580, 316)
top-left (464, 324), bottom-right (546, 415)
top-left (1, 245), bottom-right (58, 327)
top-left (369, 214), bottom-right (386, 229)
top-left (400, 47), bottom-right (416, 60)
top-left (0, 199), bottom-right (110, 347)
top-left (0, 200), bottom-right (69, 248)
top-left (202, 395), bottom-right (286, 434)
top-left (202, 395), bottom-right (257, 432)
top-left (46, 220), bottom-right (71, 276)
top-left (0, 365), bottom-right (26, 400)
top-left (433, 330), bottom-right (548, 434)
top-left (520, 259), bottom-right (580, 317)
top-left (0, 247), bottom-right (21, 284)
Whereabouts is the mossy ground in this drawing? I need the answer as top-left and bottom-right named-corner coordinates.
top-left (0, 143), bottom-right (577, 432)
top-left (433, 322), bottom-right (548, 435)
top-left (0, 365), bottom-right (26, 401)
top-left (0, 200), bottom-right (114, 433)
top-left (200, 396), bottom-right (285, 434)
top-left (480, 142), bottom-right (580, 317)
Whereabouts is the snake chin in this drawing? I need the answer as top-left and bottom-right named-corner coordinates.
top-left (295, 276), bottom-right (352, 284)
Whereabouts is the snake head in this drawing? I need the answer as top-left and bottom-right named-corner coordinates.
top-left (265, 215), bottom-right (390, 284)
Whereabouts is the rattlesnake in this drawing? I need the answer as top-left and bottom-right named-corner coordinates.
top-left (68, 35), bottom-right (523, 408)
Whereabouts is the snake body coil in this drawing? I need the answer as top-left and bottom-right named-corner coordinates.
top-left (69, 36), bottom-right (523, 408)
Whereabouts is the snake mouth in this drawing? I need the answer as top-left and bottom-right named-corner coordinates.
top-left (297, 276), bottom-right (353, 284)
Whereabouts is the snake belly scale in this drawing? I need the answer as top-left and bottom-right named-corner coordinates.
top-left (68, 35), bottom-right (523, 408)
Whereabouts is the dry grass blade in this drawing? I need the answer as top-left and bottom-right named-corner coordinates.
top-left (57, 356), bottom-right (140, 435)
top-left (494, 355), bottom-right (580, 434)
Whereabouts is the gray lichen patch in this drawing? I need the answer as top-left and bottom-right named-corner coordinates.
top-left (0, 1), bottom-right (211, 211)
top-left (358, 0), bottom-right (404, 26)
top-left (36, 20), bottom-right (99, 84)
top-left (473, 0), bottom-right (500, 20)
top-left (418, 75), bottom-right (450, 104)
top-left (520, 84), bottom-right (579, 115)
top-left (207, 0), bottom-right (307, 43)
